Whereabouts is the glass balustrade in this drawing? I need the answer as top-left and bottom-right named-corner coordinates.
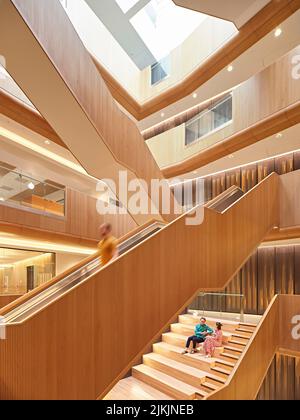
top-left (185, 94), bottom-right (233, 146)
top-left (0, 163), bottom-right (65, 217)
top-left (190, 292), bottom-right (245, 322)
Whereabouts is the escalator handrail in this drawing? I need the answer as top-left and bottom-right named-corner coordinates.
top-left (205, 185), bottom-right (244, 210)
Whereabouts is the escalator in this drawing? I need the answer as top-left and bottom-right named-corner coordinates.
top-left (1, 221), bottom-right (165, 324)
top-left (0, 175), bottom-right (279, 400)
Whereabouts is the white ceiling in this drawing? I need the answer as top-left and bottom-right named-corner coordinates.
top-left (173, 0), bottom-right (271, 29)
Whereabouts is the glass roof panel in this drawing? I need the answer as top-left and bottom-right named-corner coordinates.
top-left (115, 0), bottom-right (140, 13)
top-left (130, 0), bottom-right (207, 61)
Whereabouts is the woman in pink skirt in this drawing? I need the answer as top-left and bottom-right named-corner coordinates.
top-left (203, 322), bottom-right (223, 357)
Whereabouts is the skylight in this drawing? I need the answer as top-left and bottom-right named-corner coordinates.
top-left (115, 0), bottom-right (140, 14)
top-left (130, 0), bottom-right (207, 62)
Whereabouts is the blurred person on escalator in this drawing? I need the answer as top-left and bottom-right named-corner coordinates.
top-left (98, 223), bottom-right (119, 267)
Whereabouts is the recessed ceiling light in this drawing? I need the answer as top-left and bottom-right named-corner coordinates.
top-left (274, 27), bottom-right (282, 38)
top-left (0, 197), bottom-right (5, 202)
top-left (228, 154), bottom-right (234, 159)
top-left (193, 93), bottom-right (197, 99)
top-left (193, 170), bottom-right (198, 174)
top-left (27, 182), bottom-right (35, 190)
top-left (44, 140), bottom-right (50, 145)
top-left (161, 112), bottom-right (165, 118)
top-left (227, 65), bottom-right (234, 72)
top-left (276, 133), bottom-right (283, 139)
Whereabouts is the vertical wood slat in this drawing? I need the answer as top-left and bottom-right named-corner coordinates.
top-left (257, 354), bottom-right (300, 400)
top-left (203, 153), bottom-right (296, 208)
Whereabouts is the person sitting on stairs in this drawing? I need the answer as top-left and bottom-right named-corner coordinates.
top-left (182, 317), bottom-right (213, 354)
top-left (203, 322), bottom-right (223, 358)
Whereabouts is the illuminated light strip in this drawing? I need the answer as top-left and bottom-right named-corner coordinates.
top-left (260, 241), bottom-right (300, 248)
top-left (0, 126), bottom-right (106, 186)
top-left (0, 235), bottom-right (96, 255)
top-left (8, 252), bottom-right (53, 266)
top-left (168, 148), bottom-right (300, 187)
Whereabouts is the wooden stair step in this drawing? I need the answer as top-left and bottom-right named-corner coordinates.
top-left (143, 353), bottom-right (208, 388)
top-left (104, 377), bottom-right (174, 400)
top-left (229, 339), bottom-right (247, 346)
top-left (232, 333), bottom-right (251, 340)
top-left (154, 341), bottom-right (227, 369)
top-left (194, 389), bottom-right (209, 398)
top-left (132, 364), bottom-right (200, 400)
top-left (211, 366), bottom-right (231, 376)
top-left (224, 345), bottom-right (243, 354)
top-left (236, 327), bottom-right (254, 334)
top-left (239, 322), bottom-right (257, 328)
top-left (202, 381), bottom-right (220, 391)
top-left (214, 358), bottom-right (235, 368)
top-left (154, 342), bottom-right (207, 362)
top-left (205, 372), bottom-right (227, 384)
top-left (162, 332), bottom-right (188, 347)
top-left (153, 342), bottom-right (216, 369)
top-left (220, 352), bottom-right (240, 361)
top-left (153, 342), bottom-right (227, 385)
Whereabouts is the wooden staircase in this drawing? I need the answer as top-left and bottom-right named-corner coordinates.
top-left (105, 316), bottom-right (257, 400)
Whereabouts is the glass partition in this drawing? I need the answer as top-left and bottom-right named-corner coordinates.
top-left (189, 292), bottom-right (245, 322)
top-left (0, 163), bottom-right (65, 217)
top-left (185, 94), bottom-right (233, 146)
top-left (0, 64), bottom-right (36, 111)
top-left (0, 248), bottom-right (56, 296)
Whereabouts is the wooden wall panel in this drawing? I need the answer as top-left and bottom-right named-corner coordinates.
top-left (280, 170), bottom-right (300, 228)
top-left (0, 295), bottom-right (21, 310)
top-left (0, 188), bottom-right (137, 242)
top-left (275, 246), bottom-right (295, 295)
top-left (257, 248), bottom-right (276, 315)
top-left (0, 89), bottom-right (64, 147)
top-left (257, 354), bottom-right (300, 400)
top-left (295, 245), bottom-right (300, 295)
top-left (279, 295), bottom-right (300, 354)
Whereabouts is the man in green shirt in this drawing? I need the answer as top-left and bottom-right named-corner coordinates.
top-left (182, 317), bottom-right (213, 354)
